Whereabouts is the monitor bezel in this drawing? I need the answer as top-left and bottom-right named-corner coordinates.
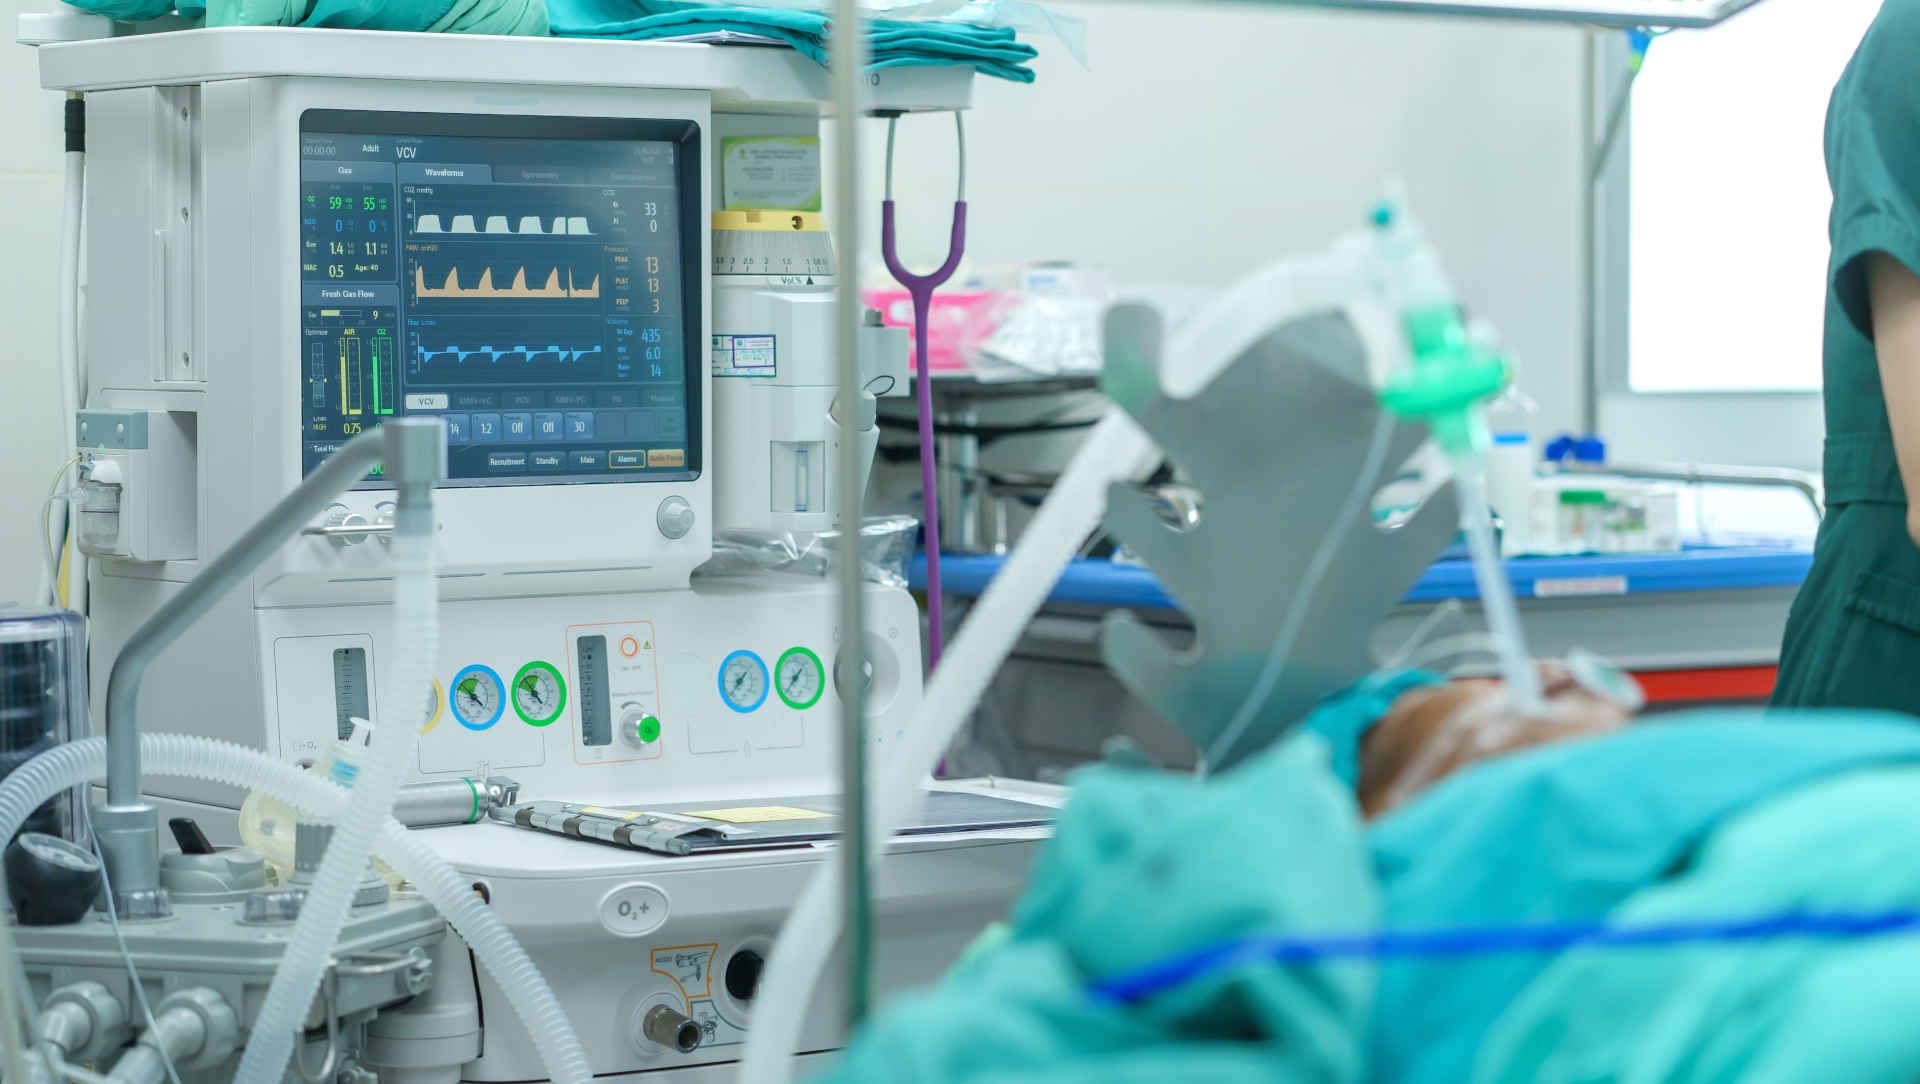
top-left (297, 108), bottom-right (705, 489)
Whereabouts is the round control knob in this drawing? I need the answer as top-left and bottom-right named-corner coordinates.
top-left (322, 504), bottom-right (371, 547)
top-left (619, 704), bottom-right (662, 748)
top-left (656, 496), bottom-right (696, 540)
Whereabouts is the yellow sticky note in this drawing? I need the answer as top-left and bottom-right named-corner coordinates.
top-left (579, 805), bottom-right (644, 821)
top-left (683, 805), bottom-right (829, 825)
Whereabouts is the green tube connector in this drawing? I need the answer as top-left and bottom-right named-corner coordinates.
top-left (1379, 302), bottom-right (1511, 458)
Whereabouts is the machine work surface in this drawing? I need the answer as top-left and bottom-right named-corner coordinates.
top-left (505, 787), bottom-right (1057, 855)
top-left (418, 778), bottom-right (1063, 878)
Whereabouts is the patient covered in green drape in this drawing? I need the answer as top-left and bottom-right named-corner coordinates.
top-left (819, 670), bottom-right (1920, 1084)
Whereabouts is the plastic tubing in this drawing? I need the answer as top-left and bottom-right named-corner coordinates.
top-left (1452, 458), bottom-right (1543, 712)
top-left (0, 734), bottom-right (591, 1084)
top-left (739, 411), bottom-right (1155, 1084)
top-left (234, 511), bottom-right (437, 1084)
top-left (1201, 412), bottom-right (1396, 769)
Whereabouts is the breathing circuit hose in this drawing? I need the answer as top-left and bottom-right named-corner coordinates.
top-left (0, 734), bottom-right (592, 1084)
top-left (739, 411), bottom-right (1155, 1083)
top-left (232, 496), bottom-right (438, 1084)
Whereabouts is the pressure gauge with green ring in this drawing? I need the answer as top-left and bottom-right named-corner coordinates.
top-left (775, 646), bottom-right (826, 710)
top-left (511, 660), bottom-right (567, 727)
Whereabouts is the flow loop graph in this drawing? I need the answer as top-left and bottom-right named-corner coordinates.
top-left (414, 342), bottom-right (605, 370)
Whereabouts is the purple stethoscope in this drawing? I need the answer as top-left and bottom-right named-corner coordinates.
top-left (880, 111), bottom-right (966, 669)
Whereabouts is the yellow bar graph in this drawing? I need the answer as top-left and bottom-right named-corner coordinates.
top-left (340, 336), bottom-right (364, 416)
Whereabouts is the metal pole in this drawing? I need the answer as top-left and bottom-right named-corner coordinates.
top-left (828, 0), bottom-right (874, 1029)
top-left (1562, 458), bottom-right (1824, 519)
top-left (96, 419), bottom-right (439, 914)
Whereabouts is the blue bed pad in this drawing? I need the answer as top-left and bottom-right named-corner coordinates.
top-left (910, 543), bottom-right (1815, 613)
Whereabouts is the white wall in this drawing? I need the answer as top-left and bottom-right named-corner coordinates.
top-left (0, 7), bottom-right (1591, 602)
top-left (0, 1), bottom-right (68, 605)
top-left (867, 2), bottom-right (1590, 439)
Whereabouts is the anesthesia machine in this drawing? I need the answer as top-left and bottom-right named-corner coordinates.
top-left (2, 23), bottom-right (1063, 1083)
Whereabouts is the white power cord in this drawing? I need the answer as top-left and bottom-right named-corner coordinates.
top-left (56, 114), bottom-right (87, 617)
top-left (37, 459), bottom-right (80, 610)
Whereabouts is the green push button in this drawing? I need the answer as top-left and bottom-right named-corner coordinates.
top-left (637, 715), bottom-right (662, 744)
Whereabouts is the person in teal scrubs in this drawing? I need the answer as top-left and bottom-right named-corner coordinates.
top-left (1776, 0), bottom-right (1920, 709)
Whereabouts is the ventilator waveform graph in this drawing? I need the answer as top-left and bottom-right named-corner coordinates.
top-left (416, 342), bottom-right (602, 365)
top-left (412, 341), bottom-right (606, 379)
top-left (401, 181), bottom-right (653, 246)
top-left (414, 213), bottom-right (595, 237)
top-left (412, 261), bottom-right (601, 301)
top-left (406, 315), bottom-right (617, 384)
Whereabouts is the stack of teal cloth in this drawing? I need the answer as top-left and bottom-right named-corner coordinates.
top-left (56, 0), bottom-right (1037, 81)
top-left (546, 0), bottom-right (1040, 82)
top-left (66, 0), bottom-right (547, 34)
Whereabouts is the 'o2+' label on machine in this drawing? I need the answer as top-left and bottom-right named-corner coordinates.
top-left (712, 334), bottom-right (777, 378)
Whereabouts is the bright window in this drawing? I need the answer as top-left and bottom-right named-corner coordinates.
top-left (1627, 0), bottom-right (1881, 392)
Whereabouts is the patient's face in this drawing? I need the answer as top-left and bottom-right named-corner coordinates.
top-left (1355, 664), bottom-right (1632, 819)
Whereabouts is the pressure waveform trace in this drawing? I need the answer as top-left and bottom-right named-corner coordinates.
top-left (414, 263), bottom-right (602, 300)
top-left (414, 213), bottom-right (594, 237)
top-left (414, 342), bottom-right (605, 368)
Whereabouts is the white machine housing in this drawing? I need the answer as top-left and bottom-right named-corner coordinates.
top-left (713, 274), bottom-right (907, 535)
top-left (71, 407), bottom-right (199, 562)
top-left (38, 27), bottom-right (1053, 1081)
top-left (707, 110), bottom-right (909, 535)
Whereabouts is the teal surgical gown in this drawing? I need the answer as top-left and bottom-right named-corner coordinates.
top-left (66, 0), bottom-right (546, 35)
top-left (1775, 0), bottom-right (1920, 711)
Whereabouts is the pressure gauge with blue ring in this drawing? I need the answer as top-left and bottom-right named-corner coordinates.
top-left (718, 650), bottom-right (770, 713)
top-left (450, 664), bottom-right (506, 731)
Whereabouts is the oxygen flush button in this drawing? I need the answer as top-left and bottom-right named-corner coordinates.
top-left (656, 496), bottom-right (695, 540)
top-left (599, 882), bottom-right (670, 938)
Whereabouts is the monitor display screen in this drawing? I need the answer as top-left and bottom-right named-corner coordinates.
top-left (298, 111), bottom-right (702, 486)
